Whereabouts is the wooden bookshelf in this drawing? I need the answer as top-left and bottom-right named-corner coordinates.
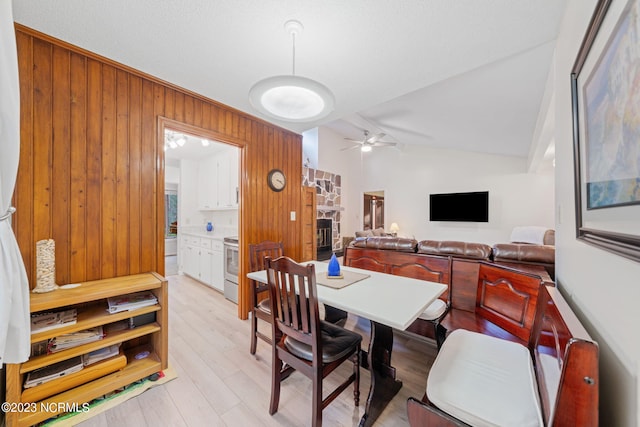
top-left (5, 272), bottom-right (168, 427)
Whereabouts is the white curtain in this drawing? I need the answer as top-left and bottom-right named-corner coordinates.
top-left (0, 0), bottom-right (30, 363)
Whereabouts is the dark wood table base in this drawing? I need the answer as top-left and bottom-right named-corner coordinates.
top-left (359, 320), bottom-right (402, 427)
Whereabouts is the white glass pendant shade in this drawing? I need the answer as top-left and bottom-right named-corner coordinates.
top-left (249, 75), bottom-right (335, 122)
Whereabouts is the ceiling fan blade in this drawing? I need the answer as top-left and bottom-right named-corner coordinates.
top-left (340, 144), bottom-right (363, 151)
top-left (367, 133), bottom-right (386, 144)
top-left (344, 137), bottom-right (364, 143)
top-left (372, 141), bottom-right (397, 147)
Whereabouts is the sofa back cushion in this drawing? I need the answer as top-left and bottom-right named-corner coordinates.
top-left (352, 236), bottom-right (418, 252)
top-left (418, 240), bottom-right (492, 260)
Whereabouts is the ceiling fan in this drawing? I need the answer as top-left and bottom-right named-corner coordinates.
top-left (342, 130), bottom-right (397, 152)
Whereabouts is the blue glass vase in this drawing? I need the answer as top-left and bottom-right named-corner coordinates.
top-left (327, 253), bottom-right (341, 276)
top-left (206, 222), bottom-right (213, 232)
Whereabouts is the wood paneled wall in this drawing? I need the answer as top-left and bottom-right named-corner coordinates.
top-left (12, 24), bottom-right (303, 319)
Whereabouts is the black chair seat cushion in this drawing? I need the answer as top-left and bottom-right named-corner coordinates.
top-left (284, 321), bottom-right (361, 363)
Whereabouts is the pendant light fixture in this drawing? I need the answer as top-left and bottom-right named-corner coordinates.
top-left (249, 20), bottom-right (335, 122)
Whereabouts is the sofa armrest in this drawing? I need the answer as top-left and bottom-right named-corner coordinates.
top-left (493, 243), bottom-right (555, 264)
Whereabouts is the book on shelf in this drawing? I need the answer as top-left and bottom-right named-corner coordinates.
top-left (82, 344), bottom-right (121, 366)
top-left (24, 356), bottom-right (84, 388)
top-left (31, 341), bottom-right (49, 357)
top-left (47, 326), bottom-right (104, 353)
top-left (30, 309), bottom-right (77, 334)
top-left (129, 312), bottom-right (156, 328)
top-left (107, 291), bottom-right (158, 314)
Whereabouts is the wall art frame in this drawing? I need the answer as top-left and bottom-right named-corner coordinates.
top-left (571, 0), bottom-right (640, 262)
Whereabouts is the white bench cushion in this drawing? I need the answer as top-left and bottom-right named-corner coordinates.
top-left (418, 298), bottom-right (447, 320)
top-left (427, 329), bottom-right (543, 427)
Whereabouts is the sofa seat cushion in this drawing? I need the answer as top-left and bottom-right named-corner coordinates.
top-left (352, 236), bottom-right (418, 252)
top-left (418, 298), bottom-right (447, 320)
top-left (427, 329), bottom-right (543, 427)
top-left (493, 243), bottom-right (555, 264)
top-left (418, 240), bottom-right (492, 260)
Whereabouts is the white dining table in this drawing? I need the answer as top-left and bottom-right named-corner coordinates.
top-left (247, 260), bottom-right (447, 427)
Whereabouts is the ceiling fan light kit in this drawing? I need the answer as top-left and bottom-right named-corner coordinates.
top-left (249, 19), bottom-right (334, 122)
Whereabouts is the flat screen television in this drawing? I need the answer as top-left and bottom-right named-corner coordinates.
top-left (429, 191), bottom-right (489, 222)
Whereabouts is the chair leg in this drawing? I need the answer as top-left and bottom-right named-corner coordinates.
top-left (312, 373), bottom-right (323, 427)
top-left (353, 350), bottom-right (360, 407)
top-left (269, 349), bottom-right (282, 415)
top-left (250, 309), bottom-right (258, 355)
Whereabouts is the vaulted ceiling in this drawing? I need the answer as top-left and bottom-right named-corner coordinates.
top-left (12, 0), bottom-right (567, 169)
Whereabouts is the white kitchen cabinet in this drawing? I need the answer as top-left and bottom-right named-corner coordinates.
top-left (197, 146), bottom-right (238, 210)
top-left (183, 244), bottom-right (199, 278)
top-left (226, 147), bottom-right (239, 209)
top-left (200, 248), bottom-right (214, 286)
top-left (197, 156), bottom-right (218, 210)
top-left (210, 239), bottom-right (224, 291)
top-left (181, 235), bottom-right (224, 292)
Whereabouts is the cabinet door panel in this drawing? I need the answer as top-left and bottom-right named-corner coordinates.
top-left (183, 245), bottom-right (199, 277)
top-left (211, 249), bottom-right (224, 291)
top-left (200, 249), bottom-right (214, 286)
top-left (198, 156), bottom-right (217, 210)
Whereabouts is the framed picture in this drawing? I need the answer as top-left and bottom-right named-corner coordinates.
top-left (571, 0), bottom-right (640, 261)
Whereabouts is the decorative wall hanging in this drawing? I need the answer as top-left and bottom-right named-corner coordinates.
top-left (571, 0), bottom-right (640, 261)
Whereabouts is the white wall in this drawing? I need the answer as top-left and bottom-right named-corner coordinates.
top-left (318, 126), bottom-right (554, 245)
top-left (554, 1), bottom-right (640, 425)
top-left (165, 165), bottom-right (180, 185)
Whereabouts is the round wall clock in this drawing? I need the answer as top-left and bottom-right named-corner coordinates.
top-left (267, 169), bottom-right (286, 192)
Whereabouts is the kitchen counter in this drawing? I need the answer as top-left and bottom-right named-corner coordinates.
top-left (181, 231), bottom-right (225, 240)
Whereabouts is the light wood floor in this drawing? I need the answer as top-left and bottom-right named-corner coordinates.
top-left (78, 274), bottom-right (438, 427)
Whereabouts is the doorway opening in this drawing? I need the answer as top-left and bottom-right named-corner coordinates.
top-left (363, 190), bottom-right (384, 230)
top-left (159, 118), bottom-right (241, 287)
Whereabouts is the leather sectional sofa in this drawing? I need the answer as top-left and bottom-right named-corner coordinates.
top-left (343, 234), bottom-right (555, 340)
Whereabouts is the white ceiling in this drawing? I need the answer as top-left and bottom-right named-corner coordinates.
top-left (12, 0), bottom-right (566, 165)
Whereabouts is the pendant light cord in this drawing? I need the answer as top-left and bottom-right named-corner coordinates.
top-left (291, 31), bottom-right (296, 76)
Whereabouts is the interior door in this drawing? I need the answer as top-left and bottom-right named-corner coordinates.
top-left (301, 186), bottom-right (317, 261)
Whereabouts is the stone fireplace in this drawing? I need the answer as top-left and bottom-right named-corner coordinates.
top-left (303, 167), bottom-right (343, 260)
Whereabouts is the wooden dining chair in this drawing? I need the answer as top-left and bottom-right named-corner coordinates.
top-left (265, 256), bottom-right (362, 427)
top-left (248, 240), bottom-right (284, 355)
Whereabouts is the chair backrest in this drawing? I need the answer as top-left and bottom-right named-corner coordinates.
top-left (475, 262), bottom-right (544, 343)
top-left (249, 241), bottom-right (284, 273)
top-left (265, 256), bottom-right (321, 353)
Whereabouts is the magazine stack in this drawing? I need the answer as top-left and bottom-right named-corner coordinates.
top-left (107, 291), bottom-right (158, 313)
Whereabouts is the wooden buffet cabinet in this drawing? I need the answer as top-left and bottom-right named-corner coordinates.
top-left (5, 273), bottom-right (168, 427)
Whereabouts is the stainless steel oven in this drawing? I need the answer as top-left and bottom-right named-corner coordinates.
top-left (223, 237), bottom-right (239, 303)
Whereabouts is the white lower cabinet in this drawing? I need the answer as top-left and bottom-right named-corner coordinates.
top-left (182, 235), bottom-right (224, 292)
top-left (183, 244), bottom-right (199, 278)
top-left (209, 241), bottom-right (224, 292)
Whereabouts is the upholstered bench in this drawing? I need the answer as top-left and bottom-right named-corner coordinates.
top-left (427, 329), bottom-right (543, 427)
top-left (407, 284), bottom-right (599, 427)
